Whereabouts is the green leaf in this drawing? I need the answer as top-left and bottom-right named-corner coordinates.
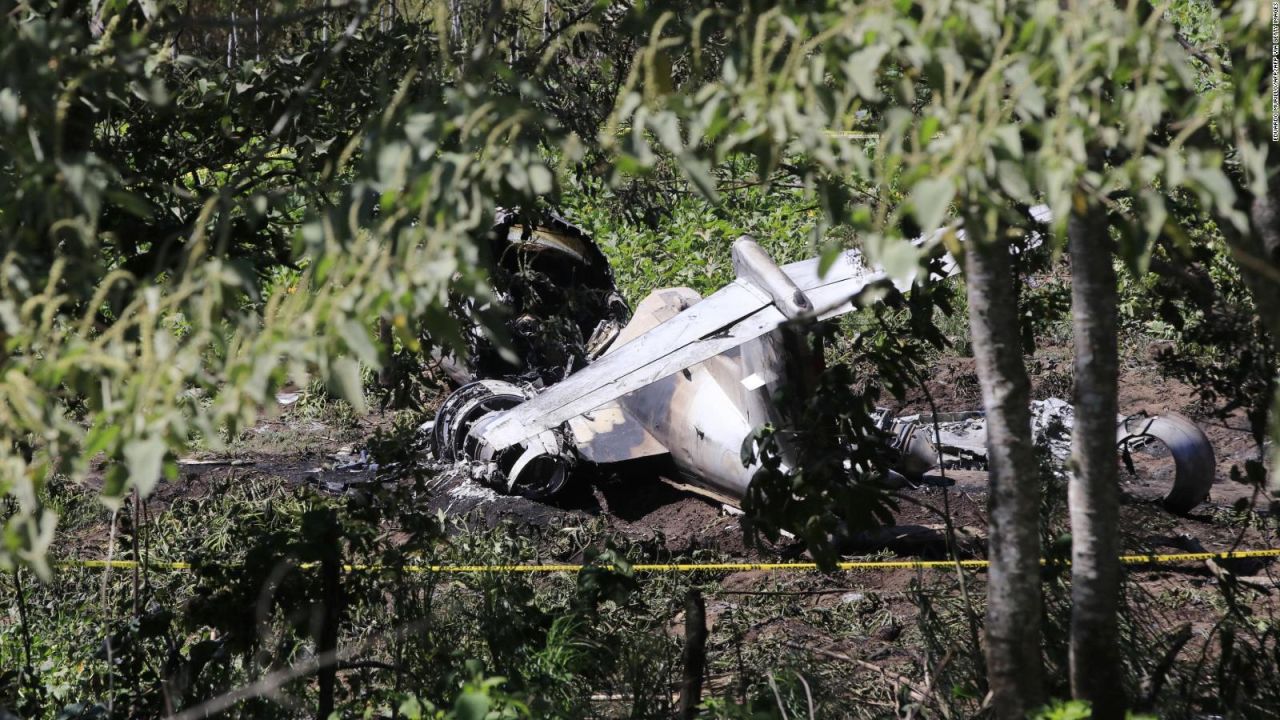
top-left (328, 357), bottom-right (367, 414)
top-left (652, 112), bottom-right (684, 153)
top-left (1005, 62), bottom-right (1045, 120)
top-left (993, 125), bottom-right (1024, 159)
top-left (506, 162), bottom-right (529, 191)
top-left (398, 696), bottom-right (424, 720)
top-left (996, 160), bottom-right (1032, 202)
top-left (377, 141), bottom-right (409, 188)
top-left (84, 422), bottom-right (122, 458)
top-left (57, 160), bottom-right (106, 218)
top-left (910, 177), bottom-right (955, 232)
top-left (965, 4), bottom-right (998, 39)
top-left (877, 241), bottom-right (921, 289)
top-left (102, 465), bottom-right (128, 503)
top-left (339, 318), bottom-right (380, 367)
top-left (678, 153), bottom-right (719, 203)
top-left (1137, 189), bottom-right (1166, 245)
top-left (0, 88), bottom-right (19, 127)
top-left (1189, 165), bottom-right (1236, 215)
top-left (918, 116), bottom-right (940, 145)
top-left (105, 190), bottom-right (153, 220)
top-left (818, 243), bottom-right (843, 278)
top-left (845, 46), bottom-right (888, 101)
top-left (123, 436), bottom-right (167, 498)
top-left (452, 691), bottom-right (490, 720)
top-left (528, 164), bottom-right (553, 195)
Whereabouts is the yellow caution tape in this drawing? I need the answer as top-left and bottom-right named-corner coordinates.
top-left (50, 548), bottom-right (1280, 574)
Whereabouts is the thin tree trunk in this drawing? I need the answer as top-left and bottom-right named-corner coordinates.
top-left (1067, 197), bottom-right (1125, 717)
top-left (13, 568), bottom-right (40, 717)
top-left (1218, 177), bottom-right (1280, 358)
top-left (377, 316), bottom-right (394, 390)
top-left (1247, 186), bottom-right (1280, 496)
top-left (226, 12), bottom-right (235, 69)
top-left (316, 528), bottom-right (342, 720)
top-left (963, 228), bottom-right (1044, 718)
top-left (678, 587), bottom-right (707, 720)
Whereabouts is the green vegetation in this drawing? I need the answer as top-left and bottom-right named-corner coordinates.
top-left (3, 0), bottom-right (1277, 718)
top-left (7, 436), bottom-right (1278, 717)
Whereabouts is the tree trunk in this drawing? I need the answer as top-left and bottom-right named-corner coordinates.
top-left (963, 229), bottom-right (1044, 718)
top-left (1067, 197), bottom-right (1125, 717)
top-left (316, 526), bottom-right (342, 720)
top-left (678, 588), bottom-right (707, 720)
top-left (377, 316), bottom-right (395, 390)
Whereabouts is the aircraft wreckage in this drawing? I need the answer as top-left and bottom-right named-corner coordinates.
top-left (428, 209), bottom-right (1215, 515)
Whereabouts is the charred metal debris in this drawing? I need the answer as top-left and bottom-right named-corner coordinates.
top-left (434, 209), bottom-right (630, 389)
top-left (423, 210), bottom-right (1215, 516)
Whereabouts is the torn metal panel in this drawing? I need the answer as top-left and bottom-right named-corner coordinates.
top-left (567, 402), bottom-right (667, 463)
top-left (565, 288), bottom-right (705, 464)
top-left (438, 210), bottom-right (630, 387)
top-left (889, 400), bottom-right (1217, 515)
top-left (1118, 413), bottom-right (1215, 514)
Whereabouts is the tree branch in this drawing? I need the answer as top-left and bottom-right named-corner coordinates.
top-left (1173, 32), bottom-right (1231, 72)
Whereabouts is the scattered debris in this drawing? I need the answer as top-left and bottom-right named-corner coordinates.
top-left (426, 208), bottom-right (1216, 517)
top-left (304, 448), bottom-right (387, 495)
top-left (444, 470), bottom-right (501, 503)
top-left (889, 400), bottom-right (1215, 513)
top-left (177, 458), bottom-right (257, 467)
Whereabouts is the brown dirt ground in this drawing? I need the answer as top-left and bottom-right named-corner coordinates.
top-left (90, 343), bottom-right (1275, 571)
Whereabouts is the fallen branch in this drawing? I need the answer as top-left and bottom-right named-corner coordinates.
top-left (781, 641), bottom-right (944, 714)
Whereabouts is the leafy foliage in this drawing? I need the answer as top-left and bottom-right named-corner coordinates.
top-left (741, 361), bottom-right (899, 571)
top-left (0, 0), bottom-right (639, 573)
top-left (2, 0), bottom-right (1278, 716)
top-left (1121, 218), bottom-right (1277, 473)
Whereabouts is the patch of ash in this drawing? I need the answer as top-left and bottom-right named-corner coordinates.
top-left (434, 463), bottom-right (501, 504)
top-left (422, 460), bottom-right (518, 518)
top-left (448, 479), bottom-right (499, 502)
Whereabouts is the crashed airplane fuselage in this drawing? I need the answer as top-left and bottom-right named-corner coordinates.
top-left (431, 212), bottom-right (1215, 515)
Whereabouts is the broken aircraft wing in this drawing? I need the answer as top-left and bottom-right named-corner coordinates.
top-left (475, 245), bottom-right (892, 453)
